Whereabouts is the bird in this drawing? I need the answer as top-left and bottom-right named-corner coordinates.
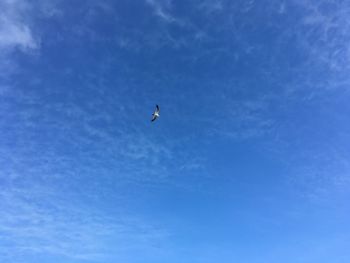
top-left (151, 105), bottom-right (160, 122)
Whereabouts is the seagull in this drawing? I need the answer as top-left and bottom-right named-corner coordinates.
top-left (151, 105), bottom-right (160, 122)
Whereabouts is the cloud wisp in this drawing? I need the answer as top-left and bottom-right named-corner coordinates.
top-left (145, 0), bottom-right (177, 23)
top-left (0, 185), bottom-right (168, 262)
top-left (0, 0), bottom-right (39, 52)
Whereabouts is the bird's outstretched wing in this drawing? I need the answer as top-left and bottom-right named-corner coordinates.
top-left (156, 105), bottom-right (160, 113)
top-left (151, 115), bottom-right (158, 122)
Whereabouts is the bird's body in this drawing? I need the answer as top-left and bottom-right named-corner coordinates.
top-left (151, 105), bottom-right (160, 122)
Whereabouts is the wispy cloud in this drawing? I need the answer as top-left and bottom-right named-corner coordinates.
top-left (0, 185), bottom-right (168, 262)
top-left (0, 0), bottom-right (38, 51)
top-left (145, 0), bottom-right (176, 23)
top-left (0, 67), bottom-right (206, 260)
top-left (198, 0), bottom-right (224, 14)
top-left (0, 17), bottom-right (37, 50)
top-left (288, 0), bottom-right (350, 91)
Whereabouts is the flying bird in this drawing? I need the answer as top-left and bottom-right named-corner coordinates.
top-left (151, 105), bottom-right (160, 122)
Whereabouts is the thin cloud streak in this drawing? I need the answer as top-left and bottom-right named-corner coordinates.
top-left (146, 0), bottom-right (176, 23)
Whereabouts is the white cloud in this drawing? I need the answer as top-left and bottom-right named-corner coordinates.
top-left (0, 0), bottom-right (38, 52)
top-left (145, 0), bottom-right (177, 23)
top-left (295, 0), bottom-right (350, 75)
top-left (0, 17), bottom-right (37, 50)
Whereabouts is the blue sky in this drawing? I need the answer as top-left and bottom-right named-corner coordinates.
top-left (1, 0), bottom-right (350, 262)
